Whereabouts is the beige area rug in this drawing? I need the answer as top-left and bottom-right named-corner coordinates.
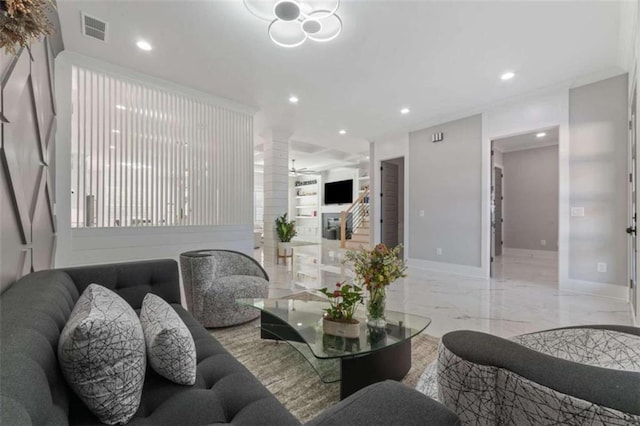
top-left (210, 294), bottom-right (439, 423)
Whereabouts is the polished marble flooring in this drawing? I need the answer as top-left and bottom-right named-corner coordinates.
top-left (256, 241), bottom-right (634, 338)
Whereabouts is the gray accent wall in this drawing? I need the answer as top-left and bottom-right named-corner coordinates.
top-left (408, 114), bottom-right (482, 267)
top-left (503, 145), bottom-right (559, 252)
top-left (569, 74), bottom-right (628, 286)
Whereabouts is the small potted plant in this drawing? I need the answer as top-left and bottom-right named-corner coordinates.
top-left (319, 282), bottom-right (363, 339)
top-left (275, 213), bottom-right (296, 256)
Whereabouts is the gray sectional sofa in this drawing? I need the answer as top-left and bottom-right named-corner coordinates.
top-left (0, 259), bottom-right (460, 425)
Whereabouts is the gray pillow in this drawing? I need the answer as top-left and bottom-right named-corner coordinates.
top-left (140, 293), bottom-right (197, 385)
top-left (58, 284), bottom-right (146, 425)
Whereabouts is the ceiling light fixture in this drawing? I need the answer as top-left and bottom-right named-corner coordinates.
top-left (536, 132), bottom-right (546, 138)
top-left (339, 129), bottom-right (346, 135)
top-left (136, 40), bottom-right (152, 51)
top-left (501, 71), bottom-right (515, 81)
top-left (400, 107), bottom-right (410, 115)
top-left (289, 95), bottom-right (299, 104)
top-left (115, 104), bottom-right (126, 110)
top-left (245, 0), bottom-right (342, 48)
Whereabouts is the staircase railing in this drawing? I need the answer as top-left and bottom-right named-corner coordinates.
top-left (340, 189), bottom-right (370, 249)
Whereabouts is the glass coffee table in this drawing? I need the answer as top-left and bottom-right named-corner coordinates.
top-left (238, 297), bottom-right (431, 399)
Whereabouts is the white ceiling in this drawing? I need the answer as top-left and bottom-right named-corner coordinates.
top-left (254, 140), bottom-right (366, 173)
top-left (57, 1), bottom-right (626, 153)
top-left (493, 127), bottom-right (559, 153)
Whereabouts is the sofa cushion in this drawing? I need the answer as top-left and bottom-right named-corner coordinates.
top-left (58, 284), bottom-right (147, 425)
top-left (140, 293), bottom-right (197, 385)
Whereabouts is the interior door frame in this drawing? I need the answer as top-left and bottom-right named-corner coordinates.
top-left (629, 81), bottom-right (638, 319)
top-left (380, 159), bottom-right (401, 249)
top-left (486, 126), bottom-right (561, 282)
top-left (374, 154), bottom-right (408, 260)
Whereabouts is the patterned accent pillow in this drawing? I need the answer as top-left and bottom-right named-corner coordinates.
top-left (140, 293), bottom-right (197, 385)
top-left (58, 284), bottom-right (146, 425)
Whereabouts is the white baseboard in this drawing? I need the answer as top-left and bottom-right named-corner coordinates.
top-left (502, 248), bottom-right (558, 259)
top-left (560, 278), bottom-right (628, 301)
top-left (408, 258), bottom-right (485, 279)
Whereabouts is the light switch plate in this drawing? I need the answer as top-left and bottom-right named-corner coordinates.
top-left (419, 210), bottom-right (425, 217)
top-left (571, 207), bottom-right (585, 217)
top-left (597, 262), bottom-right (607, 273)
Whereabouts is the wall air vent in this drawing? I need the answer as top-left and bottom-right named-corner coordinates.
top-left (81, 13), bottom-right (108, 42)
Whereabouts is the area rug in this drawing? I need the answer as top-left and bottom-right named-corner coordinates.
top-left (210, 296), bottom-right (439, 423)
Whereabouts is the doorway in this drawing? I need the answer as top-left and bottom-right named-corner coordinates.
top-left (490, 128), bottom-right (560, 280)
top-left (380, 158), bottom-right (405, 254)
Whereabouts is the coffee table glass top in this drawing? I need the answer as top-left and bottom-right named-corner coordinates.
top-left (237, 298), bottom-right (431, 360)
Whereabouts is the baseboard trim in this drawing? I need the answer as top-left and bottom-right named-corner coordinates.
top-left (502, 248), bottom-right (558, 259)
top-left (560, 278), bottom-right (628, 301)
top-left (408, 258), bottom-right (485, 279)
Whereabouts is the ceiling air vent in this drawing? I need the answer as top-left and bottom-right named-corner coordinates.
top-left (81, 13), bottom-right (108, 42)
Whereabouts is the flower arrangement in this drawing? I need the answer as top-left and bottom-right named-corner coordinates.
top-left (345, 243), bottom-right (407, 326)
top-left (319, 281), bottom-right (363, 323)
top-left (1, 0), bottom-right (55, 56)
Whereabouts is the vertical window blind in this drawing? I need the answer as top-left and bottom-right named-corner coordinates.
top-left (71, 66), bottom-right (253, 228)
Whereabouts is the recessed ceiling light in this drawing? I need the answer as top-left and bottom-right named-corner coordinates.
top-left (501, 71), bottom-right (515, 81)
top-left (289, 95), bottom-right (299, 104)
top-left (115, 104), bottom-right (126, 110)
top-left (400, 107), bottom-right (410, 115)
top-left (536, 132), bottom-right (546, 138)
top-left (339, 129), bottom-right (346, 135)
top-left (109, 145), bottom-right (116, 149)
top-left (112, 129), bottom-right (120, 134)
top-left (136, 40), bottom-right (152, 51)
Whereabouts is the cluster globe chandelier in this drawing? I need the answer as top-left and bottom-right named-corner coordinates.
top-left (244, 0), bottom-right (343, 48)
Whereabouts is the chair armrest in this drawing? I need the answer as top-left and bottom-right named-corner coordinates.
top-left (442, 330), bottom-right (640, 415)
top-left (305, 381), bottom-right (460, 426)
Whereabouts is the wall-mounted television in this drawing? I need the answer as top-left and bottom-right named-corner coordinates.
top-left (324, 179), bottom-right (353, 205)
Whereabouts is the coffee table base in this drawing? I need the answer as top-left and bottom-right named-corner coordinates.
top-left (259, 310), bottom-right (412, 399)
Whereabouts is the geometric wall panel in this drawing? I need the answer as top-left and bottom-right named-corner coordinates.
top-left (0, 36), bottom-right (58, 292)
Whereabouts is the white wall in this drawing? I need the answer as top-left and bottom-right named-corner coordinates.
top-left (55, 53), bottom-right (255, 267)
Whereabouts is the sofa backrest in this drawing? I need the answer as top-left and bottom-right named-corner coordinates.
top-left (1, 270), bottom-right (79, 425)
top-left (0, 259), bottom-right (181, 425)
top-left (62, 259), bottom-right (181, 309)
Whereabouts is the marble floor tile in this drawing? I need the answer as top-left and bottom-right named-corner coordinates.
top-left (256, 243), bottom-right (634, 338)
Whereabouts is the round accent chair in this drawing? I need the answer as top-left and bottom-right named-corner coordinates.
top-left (180, 250), bottom-right (269, 328)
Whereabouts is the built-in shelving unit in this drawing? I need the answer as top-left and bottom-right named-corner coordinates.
top-left (294, 177), bottom-right (321, 242)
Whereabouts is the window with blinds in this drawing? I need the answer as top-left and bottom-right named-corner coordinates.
top-left (70, 66), bottom-right (253, 228)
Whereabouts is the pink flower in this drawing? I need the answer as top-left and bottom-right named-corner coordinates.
top-left (333, 290), bottom-right (341, 298)
top-left (336, 282), bottom-right (342, 288)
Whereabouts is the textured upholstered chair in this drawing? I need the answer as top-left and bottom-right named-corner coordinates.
top-left (433, 325), bottom-right (640, 425)
top-left (180, 249), bottom-right (269, 328)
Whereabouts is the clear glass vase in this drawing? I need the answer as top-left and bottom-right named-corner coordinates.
top-left (367, 287), bottom-right (387, 327)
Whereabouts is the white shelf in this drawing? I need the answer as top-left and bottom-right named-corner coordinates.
top-left (296, 206), bottom-right (317, 209)
top-left (296, 195), bottom-right (317, 198)
top-left (295, 183), bottom-right (318, 188)
top-left (359, 176), bottom-right (370, 180)
top-left (295, 216), bottom-right (317, 219)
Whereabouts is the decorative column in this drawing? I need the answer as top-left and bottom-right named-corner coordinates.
top-left (262, 130), bottom-right (291, 263)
